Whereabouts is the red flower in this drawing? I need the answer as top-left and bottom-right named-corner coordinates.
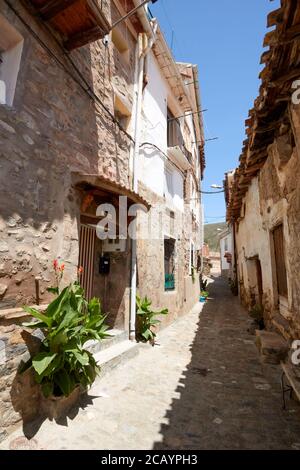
top-left (78, 266), bottom-right (84, 274)
top-left (60, 263), bottom-right (65, 272)
top-left (53, 259), bottom-right (58, 271)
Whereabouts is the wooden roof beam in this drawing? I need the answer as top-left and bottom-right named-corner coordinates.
top-left (38, 0), bottom-right (79, 21)
top-left (64, 25), bottom-right (106, 50)
top-left (264, 30), bottom-right (278, 47)
top-left (267, 8), bottom-right (284, 28)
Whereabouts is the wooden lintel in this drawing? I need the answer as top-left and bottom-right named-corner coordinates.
top-left (39, 0), bottom-right (79, 21)
top-left (64, 26), bottom-right (106, 50)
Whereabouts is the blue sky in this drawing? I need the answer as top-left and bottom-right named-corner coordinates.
top-left (151, 0), bottom-right (280, 224)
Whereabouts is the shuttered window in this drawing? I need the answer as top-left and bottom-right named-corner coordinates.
top-left (273, 224), bottom-right (288, 298)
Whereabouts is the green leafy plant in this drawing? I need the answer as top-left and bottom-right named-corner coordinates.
top-left (47, 259), bottom-right (65, 295)
top-left (249, 304), bottom-right (264, 330)
top-left (22, 281), bottom-right (109, 398)
top-left (201, 290), bottom-right (209, 299)
top-left (136, 295), bottom-right (168, 345)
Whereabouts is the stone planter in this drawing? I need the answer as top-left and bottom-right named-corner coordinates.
top-left (39, 386), bottom-right (81, 421)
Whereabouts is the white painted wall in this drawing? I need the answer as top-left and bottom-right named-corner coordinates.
top-left (236, 177), bottom-right (274, 307)
top-left (236, 175), bottom-right (292, 317)
top-left (220, 233), bottom-right (232, 270)
top-left (139, 50), bottom-right (167, 198)
top-left (138, 51), bottom-right (185, 212)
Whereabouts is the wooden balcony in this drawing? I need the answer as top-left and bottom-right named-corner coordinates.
top-left (29, 0), bottom-right (111, 50)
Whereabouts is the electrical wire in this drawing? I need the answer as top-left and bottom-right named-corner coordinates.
top-left (200, 190), bottom-right (225, 194)
top-left (160, 0), bottom-right (186, 59)
top-left (140, 142), bottom-right (185, 175)
top-left (4, 0), bottom-right (134, 143)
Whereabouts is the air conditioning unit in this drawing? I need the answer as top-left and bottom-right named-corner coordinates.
top-left (102, 237), bottom-right (126, 253)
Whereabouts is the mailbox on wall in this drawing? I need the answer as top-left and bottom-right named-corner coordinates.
top-left (99, 255), bottom-right (110, 275)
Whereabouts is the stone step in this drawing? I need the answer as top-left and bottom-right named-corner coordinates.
top-left (93, 339), bottom-right (140, 378)
top-left (272, 313), bottom-right (291, 340)
top-left (255, 330), bottom-right (289, 364)
top-left (84, 329), bottom-right (128, 355)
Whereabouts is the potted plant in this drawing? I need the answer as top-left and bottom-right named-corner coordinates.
top-left (136, 295), bottom-right (168, 346)
top-left (21, 265), bottom-right (109, 420)
top-left (200, 290), bottom-right (209, 302)
top-left (249, 304), bottom-right (264, 330)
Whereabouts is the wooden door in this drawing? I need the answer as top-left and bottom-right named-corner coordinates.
top-left (255, 258), bottom-right (263, 306)
top-left (79, 224), bottom-right (96, 301)
top-left (273, 224), bottom-right (288, 298)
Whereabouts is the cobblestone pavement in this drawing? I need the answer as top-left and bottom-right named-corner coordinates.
top-left (2, 276), bottom-right (300, 450)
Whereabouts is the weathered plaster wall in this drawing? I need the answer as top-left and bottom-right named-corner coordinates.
top-left (220, 232), bottom-right (232, 275)
top-left (236, 105), bottom-right (300, 338)
top-left (258, 110), bottom-right (300, 337)
top-left (235, 177), bottom-right (274, 317)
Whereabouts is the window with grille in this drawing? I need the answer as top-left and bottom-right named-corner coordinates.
top-left (164, 238), bottom-right (175, 291)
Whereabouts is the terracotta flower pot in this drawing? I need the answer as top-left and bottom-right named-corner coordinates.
top-left (39, 386), bottom-right (81, 420)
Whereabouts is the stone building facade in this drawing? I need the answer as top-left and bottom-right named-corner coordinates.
top-left (0, 1), bottom-right (205, 439)
top-left (226, 0), bottom-right (300, 341)
top-left (136, 30), bottom-right (205, 327)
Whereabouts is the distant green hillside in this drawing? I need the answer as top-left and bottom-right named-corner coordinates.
top-left (204, 222), bottom-right (227, 252)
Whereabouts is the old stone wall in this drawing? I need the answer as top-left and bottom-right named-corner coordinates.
top-left (137, 183), bottom-right (200, 330)
top-left (235, 105), bottom-right (300, 339)
top-left (0, 0), bottom-right (136, 310)
top-left (0, 0), bottom-right (137, 440)
top-left (0, 1), bottom-right (203, 441)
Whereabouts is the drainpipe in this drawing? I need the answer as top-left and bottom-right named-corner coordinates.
top-left (129, 13), bottom-right (157, 341)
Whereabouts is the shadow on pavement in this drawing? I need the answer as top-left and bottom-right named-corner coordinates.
top-left (153, 276), bottom-right (300, 450)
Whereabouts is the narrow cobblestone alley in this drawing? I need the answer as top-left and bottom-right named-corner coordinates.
top-left (2, 276), bottom-right (300, 451)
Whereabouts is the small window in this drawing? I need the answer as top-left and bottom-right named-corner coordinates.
top-left (273, 224), bottom-right (288, 298)
top-left (111, 28), bottom-right (129, 64)
top-left (164, 238), bottom-right (175, 291)
top-left (0, 15), bottom-right (23, 106)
